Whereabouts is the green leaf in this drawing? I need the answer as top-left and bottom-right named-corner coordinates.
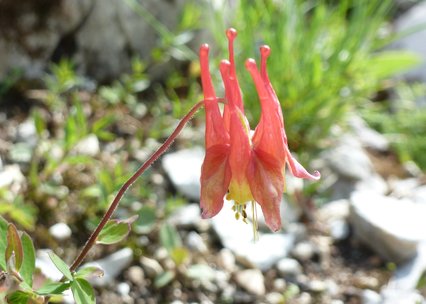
top-left (154, 271), bottom-right (175, 288)
top-left (71, 278), bottom-right (95, 304)
top-left (159, 223), bottom-right (182, 253)
top-left (6, 290), bottom-right (32, 304)
top-left (48, 251), bottom-right (73, 281)
top-left (367, 51), bottom-right (421, 79)
top-left (20, 232), bottom-right (36, 287)
top-left (97, 216), bottom-right (137, 245)
top-left (5, 223), bottom-right (23, 271)
top-left (0, 216), bottom-right (8, 270)
top-left (37, 281), bottom-right (71, 295)
top-left (32, 110), bottom-right (46, 137)
top-left (134, 206), bottom-right (157, 233)
top-left (75, 266), bottom-right (104, 279)
top-left (170, 247), bottom-right (188, 266)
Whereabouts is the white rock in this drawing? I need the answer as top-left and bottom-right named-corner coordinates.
top-left (409, 185), bottom-right (426, 204)
top-left (234, 269), bottom-right (265, 296)
top-left (72, 134), bottom-right (100, 157)
top-left (0, 165), bottom-right (25, 193)
top-left (265, 292), bottom-right (284, 304)
top-left (49, 223), bottom-right (72, 241)
top-left (161, 147), bottom-right (204, 201)
top-left (389, 178), bottom-right (420, 198)
top-left (329, 219), bottom-right (350, 241)
top-left (381, 288), bottom-right (424, 304)
top-left (168, 204), bottom-right (202, 227)
top-left (83, 248), bottom-right (133, 287)
top-left (291, 241), bottom-right (316, 261)
top-left (308, 280), bottom-right (326, 293)
top-left (16, 118), bottom-right (37, 145)
top-left (276, 258), bottom-right (302, 277)
top-left (36, 250), bottom-right (65, 281)
top-left (362, 289), bottom-right (382, 304)
top-left (211, 203), bottom-right (294, 271)
top-left (385, 243), bottom-right (426, 291)
top-left (350, 191), bottom-right (426, 263)
top-left (117, 282), bottom-right (130, 296)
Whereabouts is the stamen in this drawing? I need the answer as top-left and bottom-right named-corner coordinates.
top-left (251, 201), bottom-right (259, 241)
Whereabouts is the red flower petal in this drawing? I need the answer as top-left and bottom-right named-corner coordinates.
top-left (247, 148), bottom-right (285, 232)
top-left (200, 144), bottom-right (231, 218)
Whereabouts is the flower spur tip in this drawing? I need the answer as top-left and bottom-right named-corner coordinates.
top-left (226, 28), bottom-right (238, 40)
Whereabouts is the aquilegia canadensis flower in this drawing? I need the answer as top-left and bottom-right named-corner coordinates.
top-left (199, 28), bottom-right (320, 233)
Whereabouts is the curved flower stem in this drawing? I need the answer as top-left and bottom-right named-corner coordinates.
top-left (69, 100), bottom-right (204, 272)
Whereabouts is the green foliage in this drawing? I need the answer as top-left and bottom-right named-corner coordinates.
top-left (97, 216), bottom-right (137, 245)
top-left (363, 83), bottom-right (426, 170)
top-left (205, 0), bottom-right (418, 152)
top-left (70, 278), bottom-right (95, 304)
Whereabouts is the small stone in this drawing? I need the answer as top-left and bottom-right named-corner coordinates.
top-left (291, 241), bottom-right (316, 261)
top-left (0, 165), bottom-right (25, 192)
top-left (362, 289), bottom-right (382, 304)
top-left (16, 119), bottom-right (37, 147)
top-left (273, 278), bottom-right (287, 292)
top-left (168, 204), bottom-right (201, 228)
top-left (276, 258), bottom-right (302, 277)
top-left (48, 223), bottom-right (72, 241)
top-left (185, 231), bottom-right (208, 253)
top-left (354, 276), bottom-right (379, 289)
top-left (127, 266), bottom-right (144, 286)
top-left (329, 219), bottom-right (349, 241)
top-left (317, 199), bottom-right (350, 222)
top-left (140, 256), bottom-right (163, 278)
top-left (286, 223), bottom-right (307, 243)
top-left (217, 248), bottom-right (236, 273)
top-left (265, 292), bottom-right (283, 304)
top-left (234, 269), bottom-right (265, 296)
top-left (84, 248), bottom-right (133, 287)
top-left (72, 134), bottom-right (100, 157)
top-left (117, 282), bottom-right (130, 296)
top-left (161, 148), bottom-right (204, 200)
top-left (295, 292), bottom-right (312, 304)
top-left (308, 280), bottom-right (326, 293)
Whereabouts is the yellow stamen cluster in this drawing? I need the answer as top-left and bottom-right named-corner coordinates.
top-left (230, 201), bottom-right (259, 241)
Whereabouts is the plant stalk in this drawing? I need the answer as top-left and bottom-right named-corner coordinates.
top-left (69, 100), bottom-right (204, 272)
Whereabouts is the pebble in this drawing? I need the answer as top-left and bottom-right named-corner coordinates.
top-left (291, 241), bottom-right (316, 261)
top-left (117, 282), bottom-right (131, 296)
top-left (276, 258), bottom-right (302, 277)
top-left (234, 269), bottom-right (265, 296)
top-left (168, 204), bottom-right (202, 228)
top-left (16, 118), bottom-right (37, 147)
top-left (329, 219), bottom-right (350, 241)
top-left (127, 266), bottom-right (145, 286)
top-left (72, 134), bottom-right (100, 156)
top-left (185, 231), bottom-right (208, 253)
top-left (265, 292), bottom-right (284, 304)
top-left (308, 280), bottom-right (327, 293)
top-left (140, 256), bottom-right (163, 278)
top-left (217, 248), bottom-right (236, 273)
top-left (273, 278), bottom-right (287, 292)
top-left (48, 222), bottom-right (72, 241)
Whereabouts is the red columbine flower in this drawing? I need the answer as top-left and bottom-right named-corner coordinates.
top-left (199, 28), bottom-right (320, 232)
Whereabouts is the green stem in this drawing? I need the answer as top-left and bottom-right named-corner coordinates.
top-left (69, 100), bottom-right (204, 272)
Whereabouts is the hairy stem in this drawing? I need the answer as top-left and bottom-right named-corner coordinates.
top-left (69, 100), bottom-right (204, 272)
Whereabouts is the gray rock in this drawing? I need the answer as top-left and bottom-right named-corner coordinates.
top-left (393, 1), bottom-right (426, 88)
top-left (265, 292), bottom-right (284, 304)
top-left (0, 0), bottom-right (185, 82)
top-left (72, 134), bottom-right (100, 157)
top-left (324, 135), bottom-right (374, 181)
top-left (350, 191), bottom-right (426, 263)
top-left (389, 178), bottom-right (420, 198)
top-left (161, 147), bottom-right (204, 201)
top-left (0, 156), bottom-right (3, 171)
top-left (307, 280), bottom-right (327, 293)
top-left (276, 258), bottom-right (302, 277)
top-left (385, 243), bottom-right (426, 292)
top-left (381, 288), bottom-right (424, 304)
top-left (117, 282), bottom-right (130, 296)
top-left (348, 116), bottom-right (389, 151)
top-left (211, 203), bottom-right (295, 271)
top-left (362, 289), bottom-right (382, 304)
top-left (409, 185), bottom-right (426, 204)
top-left (84, 248), bottom-right (133, 287)
top-left (48, 222), bottom-right (72, 241)
top-left (329, 219), bottom-right (350, 241)
top-left (234, 269), bottom-right (265, 296)
top-left (185, 231), bottom-right (208, 253)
